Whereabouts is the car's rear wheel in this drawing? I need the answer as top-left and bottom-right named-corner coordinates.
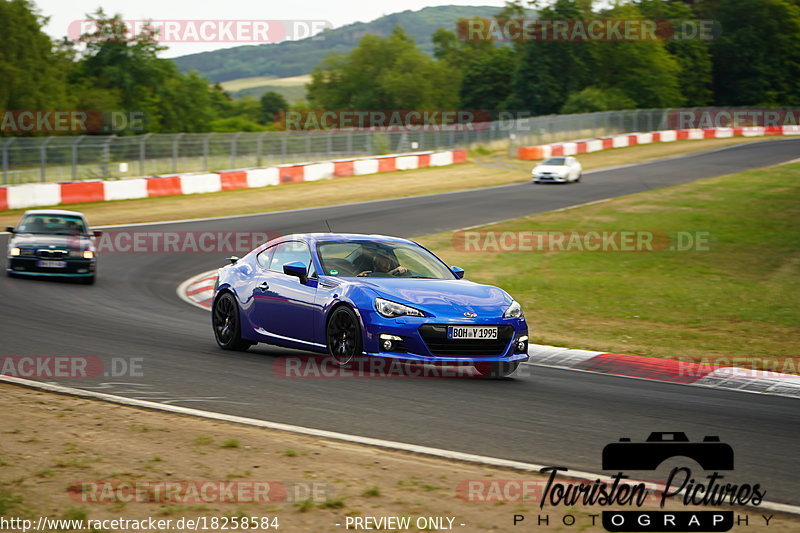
top-left (327, 306), bottom-right (362, 366)
top-left (474, 361), bottom-right (520, 378)
top-left (213, 292), bottom-right (251, 351)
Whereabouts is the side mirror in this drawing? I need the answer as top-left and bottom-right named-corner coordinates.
top-left (283, 261), bottom-right (308, 283)
top-left (5, 226), bottom-right (14, 233)
top-left (92, 230), bottom-right (103, 237)
top-left (227, 256), bottom-right (240, 265)
top-left (451, 266), bottom-right (465, 279)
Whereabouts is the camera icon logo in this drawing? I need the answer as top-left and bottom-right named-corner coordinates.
top-left (602, 432), bottom-right (734, 471)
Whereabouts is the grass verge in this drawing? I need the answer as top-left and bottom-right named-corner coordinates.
top-left (0, 136), bottom-right (770, 229)
top-left (1, 383), bottom-right (796, 531)
top-left (418, 162), bottom-right (800, 366)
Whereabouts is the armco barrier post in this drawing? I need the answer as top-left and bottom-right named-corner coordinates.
top-left (172, 133), bottom-right (184, 173)
top-left (71, 136), bottom-right (85, 180)
top-left (203, 133), bottom-right (211, 171)
top-left (139, 133), bottom-right (150, 176)
top-left (101, 136), bottom-right (114, 179)
top-left (2, 138), bottom-right (13, 185)
top-left (230, 132), bottom-right (242, 170)
top-left (40, 137), bottom-right (54, 182)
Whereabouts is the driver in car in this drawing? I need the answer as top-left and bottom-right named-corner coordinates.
top-left (357, 252), bottom-right (408, 277)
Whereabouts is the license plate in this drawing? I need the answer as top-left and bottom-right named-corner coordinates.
top-left (37, 260), bottom-right (67, 268)
top-left (447, 326), bottom-right (498, 340)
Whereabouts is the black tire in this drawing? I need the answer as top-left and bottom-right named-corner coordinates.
top-left (574, 172), bottom-right (582, 183)
top-left (474, 361), bottom-right (521, 379)
top-left (326, 305), bottom-right (362, 366)
top-left (80, 275), bottom-right (95, 285)
top-left (212, 292), bottom-right (252, 351)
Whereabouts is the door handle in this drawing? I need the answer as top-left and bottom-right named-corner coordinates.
top-left (258, 281), bottom-right (269, 290)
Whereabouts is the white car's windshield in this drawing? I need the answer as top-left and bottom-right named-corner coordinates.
top-left (317, 241), bottom-right (456, 279)
top-left (17, 214), bottom-right (87, 235)
top-left (542, 157), bottom-right (566, 165)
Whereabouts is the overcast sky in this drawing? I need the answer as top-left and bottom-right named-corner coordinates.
top-left (36, 0), bottom-right (511, 58)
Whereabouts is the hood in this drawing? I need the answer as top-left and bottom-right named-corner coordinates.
top-left (10, 233), bottom-right (93, 250)
top-left (352, 277), bottom-right (512, 316)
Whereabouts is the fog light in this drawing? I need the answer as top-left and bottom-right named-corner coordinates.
top-left (516, 335), bottom-right (529, 353)
top-left (379, 334), bottom-right (403, 352)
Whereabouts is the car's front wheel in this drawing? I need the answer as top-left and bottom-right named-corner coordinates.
top-left (327, 306), bottom-right (362, 366)
top-left (474, 361), bottom-right (520, 378)
top-left (212, 292), bottom-right (251, 351)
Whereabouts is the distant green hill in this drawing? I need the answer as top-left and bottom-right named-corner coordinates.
top-left (171, 5), bottom-right (508, 83)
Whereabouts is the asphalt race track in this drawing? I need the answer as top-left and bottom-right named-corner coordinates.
top-left (2, 139), bottom-right (799, 505)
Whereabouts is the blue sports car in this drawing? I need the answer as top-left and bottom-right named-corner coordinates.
top-left (212, 233), bottom-right (529, 377)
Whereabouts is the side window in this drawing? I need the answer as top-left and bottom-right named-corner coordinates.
top-left (269, 241), bottom-right (312, 273)
top-left (256, 246), bottom-right (275, 269)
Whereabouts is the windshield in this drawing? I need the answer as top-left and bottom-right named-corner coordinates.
top-left (317, 240), bottom-right (456, 279)
top-left (17, 214), bottom-right (87, 235)
top-left (542, 157), bottom-right (566, 165)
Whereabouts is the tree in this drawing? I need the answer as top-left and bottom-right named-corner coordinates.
top-left (0, 0), bottom-right (72, 112)
top-left (560, 87), bottom-right (636, 114)
top-left (459, 47), bottom-right (517, 111)
top-left (637, 0), bottom-right (713, 106)
top-left (307, 26), bottom-right (459, 111)
top-left (509, 0), bottom-right (596, 114)
top-left (259, 91), bottom-right (288, 124)
top-left (709, 0), bottom-right (800, 105)
top-left (590, 3), bottom-right (683, 108)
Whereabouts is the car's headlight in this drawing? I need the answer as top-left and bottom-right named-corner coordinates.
top-left (83, 250), bottom-right (94, 259)
top-left (374, 298), bottom-right (424, 318)
top-left (503, 300), bottom-right (524, 319)
top-left (9, 247), bottom-right (20, 256)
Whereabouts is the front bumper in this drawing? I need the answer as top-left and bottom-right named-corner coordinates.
top-left (360, 311), bottom-right (529, 364)
top-left (7, 257), bottom-right (96, 277)
top-left (533, 173), bottom-right (568, 183)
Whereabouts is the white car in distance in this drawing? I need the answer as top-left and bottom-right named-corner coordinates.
top-left (531, 156), bottom-right (582, 184)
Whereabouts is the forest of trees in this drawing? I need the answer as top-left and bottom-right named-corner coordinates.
top-left (2, 0), bottom-right (800, 135)
top-left (309, 0), bottom-right (800, 116)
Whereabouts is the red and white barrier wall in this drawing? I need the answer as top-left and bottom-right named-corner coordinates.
top-left (517, 126), bottom-right (800, 160)
top-left (0, 149), bottom-right (467, 211)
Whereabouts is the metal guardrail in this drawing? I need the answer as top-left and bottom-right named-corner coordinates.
top-left (0, 108), bottom-right (703, 185)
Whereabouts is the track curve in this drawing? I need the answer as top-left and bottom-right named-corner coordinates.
top-left (2, 139), bottom-right (799, 504)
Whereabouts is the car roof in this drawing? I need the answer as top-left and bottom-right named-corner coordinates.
top-left (279, 233), bottom-right (414, 244)
top-left (22, 209), bottom-right (86, 218)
